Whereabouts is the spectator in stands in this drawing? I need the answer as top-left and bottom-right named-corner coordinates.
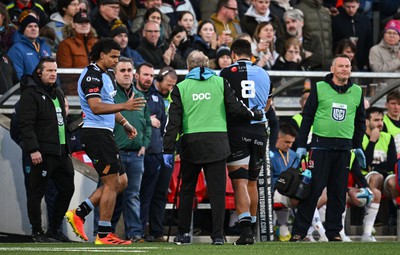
top-left (335, 39), bottom-right (358, 71)
top-left (331, 0), bottom-right (372, 71)
top-left (91, 0), bottom-right (120, 38)
top-left (281, 8), bottom-right (324, 71)
top-left (177, 11), bottom-right (195, 36)
top-left (7, 0), bottom-right (48, 27)
top-left (169, 25), bottom-right (192, 61)
top-left (129, 7), bottom-right (171, 49)
top-left (209, 0), bottom-right (242, 47)
top-left (251, 21), bottom-right (280, 70)
top-left (0, 46), bottom-right (18, 94)
top-left (130, 0), bottom-right (170, 41)
top-left (272, 37), bottom-right (303, 70)
top-left (112, 57), bottom-right (152, 243)
top-left (160, 0), bottom-right (198, 33)
top-left (110, 20), bottom-right (145, 68)
top-left (295, 0), bottom-right (333, 70)
top-left (270, 0), bottom-right (292, 24)
top-left (240, 0), bottom-right (284, 39)
top-left (131, 62), bottom-right (166, 241)
top-left (146, 68), bottom-right (177, 243)
top-left (7, 13), bottom-right (51, 79)
top-left (45, 0), bottom-right (80, 53)
top-left (136, 21), bottom-right (186, 69)
top-left (56, 11), bottom-right (96, 68)
top-left (191, 20), bottom-right (220, 60)
top-left (360, 106), bottom-right (397, 242)
top-left (369, 19), bottom-right (400, 74)
top-left (209, 45), bottom-right (232, 70)
top-left (164, 50), bottom-right (262, 245)
top-left (119, 0), bottom-right (137, 30)
top-left (0, 2), bottom-right (17, 52)
top-left (19, 57), bottom-right (74, 242)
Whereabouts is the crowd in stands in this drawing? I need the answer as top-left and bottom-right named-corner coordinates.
top-left (1, 0), bottom-right (400, 244)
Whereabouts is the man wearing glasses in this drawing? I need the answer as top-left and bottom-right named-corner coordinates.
top-left (136, 21), bottom-right (186, 69)
top-left (210, 0), bottom-right (242, 46)
top-left (91, 0), bottom-right (120, 38)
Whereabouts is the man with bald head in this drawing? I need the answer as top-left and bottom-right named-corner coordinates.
top-left (163, 50), bottom-right (264, 245)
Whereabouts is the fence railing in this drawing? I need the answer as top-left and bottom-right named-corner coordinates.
top-left (1, 69), bottom-right (400, 116)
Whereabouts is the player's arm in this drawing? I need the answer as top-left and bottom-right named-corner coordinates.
top-left (87, 95), bottom-right (145, 115)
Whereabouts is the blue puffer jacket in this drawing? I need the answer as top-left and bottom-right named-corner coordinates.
top-left (7, 34), bottom-right (52, 79)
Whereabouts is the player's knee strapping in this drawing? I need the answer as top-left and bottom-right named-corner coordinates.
top-left (248, 167), bottom-right (261, 181)
top-left (228, 167), bottom-right (249, 180)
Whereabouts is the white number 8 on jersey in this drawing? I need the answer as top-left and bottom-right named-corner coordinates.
top-left (241, 80), bottom-right (255, 98)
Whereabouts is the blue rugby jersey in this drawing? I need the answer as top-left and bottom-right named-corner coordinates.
top-left (78, 63), bottom-right (117, 131)
top-left (220, 59), bottom-right (272, 126)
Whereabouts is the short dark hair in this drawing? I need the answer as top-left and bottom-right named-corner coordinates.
top-left (332, 54), bottom-right (350, 65)
top-left (144, 7), bottom-right (162, 22)
top-left (217, 0), bottom-right (230, 12)
top-left (231, 39), bottom-right (252, 58)
top-left (58, 0), bottom-right (73, 17)
top-left (178, 11), bottom-right (194, 22)
top-left (89, 38), bottom-right (121, 62)
top-left (136, 62), bottom-right (154, 74)
top-left (386, 90), bottom-right (400, 102)
top-left (279, 123), bottom-right (297, 138)
top-left (366, 106), bottom-right (384, 119)
top-left (36, 56), bottom-right (56, 73)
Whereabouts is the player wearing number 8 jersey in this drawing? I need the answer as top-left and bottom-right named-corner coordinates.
top-left (220, 39), bottom-right (272, 245)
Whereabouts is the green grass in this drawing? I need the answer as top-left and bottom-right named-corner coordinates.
top-left (0, 242), bottom-right (399, 255)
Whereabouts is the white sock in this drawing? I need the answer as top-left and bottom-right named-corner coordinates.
top-left (340, 207), bottom-right (347, 236)
top-left (307, 226), bottom-right (315, 236)
top-left (280, 225), bottom-right (290, 236)
top-left (363, 202), bottom-right (380, 235)
top-left (311, 208), bottom-right (326, 237)
top-left (275, 208), bottom-right (289, 226)
top-left (318, 205), bottom-right (326, 223)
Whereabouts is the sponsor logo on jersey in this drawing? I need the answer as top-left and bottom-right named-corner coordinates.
top-left (231, 66), bottom-right (238, 72)
top-left (332, 103), bottom-right (347, 121)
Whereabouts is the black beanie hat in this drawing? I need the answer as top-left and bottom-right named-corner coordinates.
top-left (19, 14), bottom-right (39, 33)
top-left (110, 20), bottom-right (128, 37)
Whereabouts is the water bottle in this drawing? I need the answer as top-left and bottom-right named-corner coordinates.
top-left (295, 169), bottom-right (312, 200)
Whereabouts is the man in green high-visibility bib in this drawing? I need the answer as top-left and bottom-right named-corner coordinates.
top-left (292, 54), bottom-right (366, 242)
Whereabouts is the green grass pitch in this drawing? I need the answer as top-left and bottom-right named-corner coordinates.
top-left (0, 242), bottom-right (399, 255)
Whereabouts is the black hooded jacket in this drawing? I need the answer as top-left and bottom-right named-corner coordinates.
top-left (19, 71), bottom-right (69, 155)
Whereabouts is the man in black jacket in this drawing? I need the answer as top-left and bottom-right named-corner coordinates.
top-left (19, 57), bottom-right (74, 242)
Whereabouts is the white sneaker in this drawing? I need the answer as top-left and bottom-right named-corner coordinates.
top-left (340, 234), bottom-right (352, 242)
top-left (304, 235), bottom-right (316, 242)
top-left (361, 234), bottom-right (377, 242)
top-left (318, 235), bottom-right (329, 242)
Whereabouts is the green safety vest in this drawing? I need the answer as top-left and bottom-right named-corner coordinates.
top-left (383, 114), bottom-right (400, 155)
top-left (361, 132), bottom-right (391, 174)
top-left (313, 82), bottom-right (361, 139)
top-left (178, 75), bottom-right (227, 134)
